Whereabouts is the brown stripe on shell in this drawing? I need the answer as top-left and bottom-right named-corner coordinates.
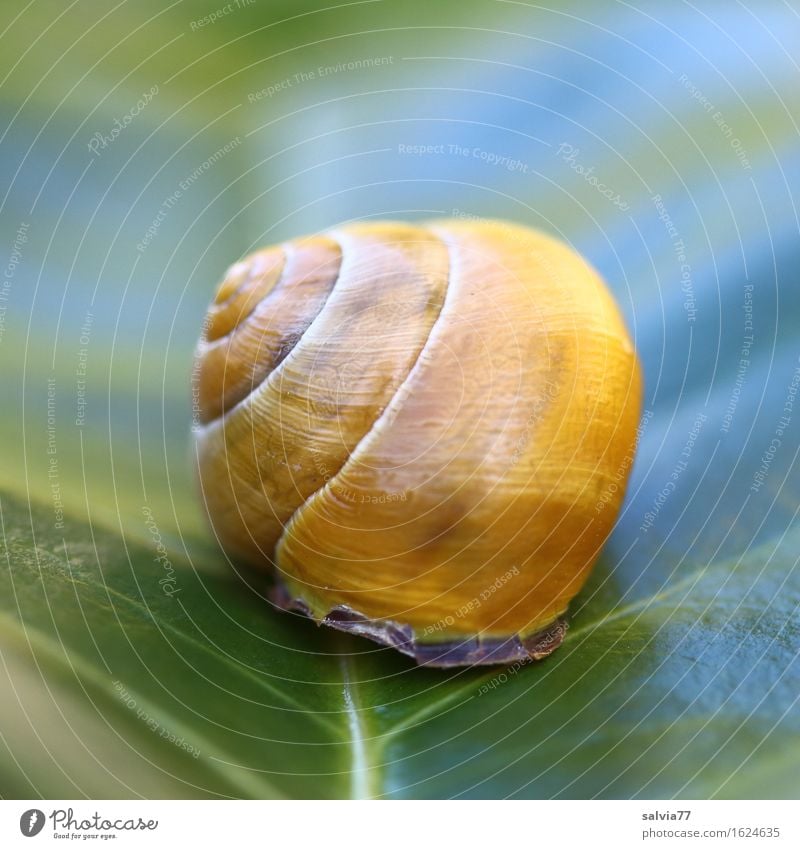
top-left (195, 223), bottom-right (452, 565)
top-left (195, 237), bottom-right (342, 423)
top-left (205, 247), bottom-right (285, 342)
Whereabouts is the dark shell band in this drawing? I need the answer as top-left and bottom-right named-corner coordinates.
top-left (269, 580), bottom-right (568, 668)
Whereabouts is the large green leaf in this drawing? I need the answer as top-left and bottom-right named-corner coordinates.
top-left (1, 0), bottom-right (799, 798)
top-left (2, 482), bottom-right (798, 799)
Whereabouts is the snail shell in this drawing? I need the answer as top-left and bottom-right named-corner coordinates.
top-left (193, 220), bottom-right (643, 666)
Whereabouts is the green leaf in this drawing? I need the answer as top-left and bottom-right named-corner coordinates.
top-left (2, 0), bottom-right (799, 799)
top-left (2, 485), bottom-right (798, 798)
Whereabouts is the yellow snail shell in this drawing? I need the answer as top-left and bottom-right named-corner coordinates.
top-left (193, 219), bottom-right (643, 667)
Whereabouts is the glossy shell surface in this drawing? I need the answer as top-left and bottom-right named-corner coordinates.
top-left (193, 219), bottom-right (643, 665)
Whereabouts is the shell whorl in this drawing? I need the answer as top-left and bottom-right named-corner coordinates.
top-left (194, 219), bottom-right (642, 665)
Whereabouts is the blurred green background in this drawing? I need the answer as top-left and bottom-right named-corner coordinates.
top-left (1, 0), bottom-right (799, 799)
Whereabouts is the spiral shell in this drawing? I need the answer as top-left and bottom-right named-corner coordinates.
top-left (193, 219), bottom-right (642, 666)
